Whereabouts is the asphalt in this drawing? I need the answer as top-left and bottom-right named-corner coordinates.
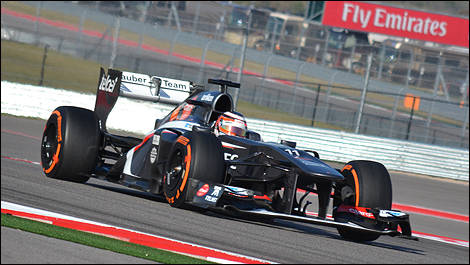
top-left (1, 227), bottom-right (157, 264)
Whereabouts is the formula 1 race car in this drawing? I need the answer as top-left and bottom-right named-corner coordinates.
top-left (41, 68), bottom-right (416, 242)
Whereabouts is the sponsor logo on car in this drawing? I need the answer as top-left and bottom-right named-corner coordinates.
top-left (204, 195), bottom-right (218, 203)
top-left (150, 147), bottom-right (157, 163)
top-left (379, 210), bottom-right (407, 218)
top-left (348, 207), bottom-right (375, 218)
top-left (158, 121), bottom-right (198, 131)
top-left (338, 205), bottom-right (375, 219)
top-left (161, 79), bottom-right (189, 91)
top-left (224, 186), bottom-right (249, 196)
top-left (224, 153), bottom-right (239, 161)
top-left (152, 134), bottom-right (160, 145)
top-left (177, 136), bottom-right (190, 146)
top-left (99, 75), bottom-right (118, 93)
top-left (210, 186), bottom-right (222, 196)
top-left (204, 186), bottom-right (222, 202)
top-left (224, 153), bottom-right (239, 170)
top-left (201, 94), bottom-right (214, 102)
top-left (121, 72), bottom-right (149, 85)
top-left (197, 184), bottom-right (210, 197)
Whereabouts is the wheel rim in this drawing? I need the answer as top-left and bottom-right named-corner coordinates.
top-left (41, 124), bottom-right (58, 168)
top-left (166, 149), bottom-right (184, 191)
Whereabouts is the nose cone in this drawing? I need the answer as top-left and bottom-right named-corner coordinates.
top-left (299, 157), bottom-right (344, 181)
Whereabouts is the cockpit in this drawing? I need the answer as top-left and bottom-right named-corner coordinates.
top-left (157, 90), bottom-right (234, 128)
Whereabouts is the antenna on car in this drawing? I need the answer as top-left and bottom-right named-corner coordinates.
top-left (208, 79), bottom-right (240, 93)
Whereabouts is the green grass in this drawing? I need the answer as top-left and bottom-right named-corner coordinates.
top-left (0, 1), bottom-right (411, 104)
top-left (0, 39), bottom-right (344, 130)
top-left (3, 0), bottom-right (463, 108)
top-left (237, 100), bottom-right (346, 130)
top-left (1, 213), bottom-right (213, 264)
top-left (1, 40), bottom-right (102, 94)
top-left (1, 0), bottom-right (466, 129)
top-left (2, 38), bottom-right (464, 131)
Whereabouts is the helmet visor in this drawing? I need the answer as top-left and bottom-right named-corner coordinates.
top-left (219, 118), bottom-right (247, 137)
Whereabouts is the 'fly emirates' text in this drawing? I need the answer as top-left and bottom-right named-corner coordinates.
top-left (342, 3), bottom-right (447, 37)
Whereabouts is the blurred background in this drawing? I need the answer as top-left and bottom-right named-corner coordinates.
top-left (1, 1), bottom-right (468, 149)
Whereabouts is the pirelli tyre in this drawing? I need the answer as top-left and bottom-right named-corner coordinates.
top-left (163, 129), bottom-right (225, 208)
top-left (334, 160), bottom-right (393, 242)
top-left (41, 106), bottom-right (101, 183)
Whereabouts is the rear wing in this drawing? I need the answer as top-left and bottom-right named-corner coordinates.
top-left (94, 67), bottom-right (194, 131)
top-left (120, 70), bottom-right (193, 105)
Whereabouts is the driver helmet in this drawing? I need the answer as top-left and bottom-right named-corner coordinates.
top-left (214, 111), bottom-right (247, 138)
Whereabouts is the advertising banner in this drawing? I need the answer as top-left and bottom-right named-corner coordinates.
top-left (322, 1), bottom-right (469, 47)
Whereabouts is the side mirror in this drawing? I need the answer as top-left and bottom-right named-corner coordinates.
top-left (304, 149), bottom-right (320, 159)
top-left (246, 130), bottom-right (262, 141)
top-left (280, 139), bottom-right (296, 148)
top-left (154, 119), bottom-right (161, 130)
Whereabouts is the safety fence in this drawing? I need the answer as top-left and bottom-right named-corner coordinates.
top-left (64, 1), bottom-right (469, 98)
top-left (1, 1), bottom-right (468, 149)
top-left (1, 27), bottom-right (468, 149)
top-left (248, 118), bottom-right (469, 181)
top-left (1, 81), bottom-right (468, 181)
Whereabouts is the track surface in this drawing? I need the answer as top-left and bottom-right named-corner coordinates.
top-left (1, 115), bottom-right (469, 263)
top-left (1, 227), bottom-right (156, 264)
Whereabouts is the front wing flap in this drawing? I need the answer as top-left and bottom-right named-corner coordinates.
top-left (185, 179), bottom-right (416, 240)
top-left (224, 207), bottom-right (400, 236)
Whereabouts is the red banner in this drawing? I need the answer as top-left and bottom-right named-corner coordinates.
top-left (322, 1), bottom-right (469, 48)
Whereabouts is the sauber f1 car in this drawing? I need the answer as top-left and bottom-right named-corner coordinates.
top-left (41, 68), bottom-right (416, 242)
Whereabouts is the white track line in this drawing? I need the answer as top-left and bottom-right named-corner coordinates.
top-left (1, 201), bottom-right (276, 264)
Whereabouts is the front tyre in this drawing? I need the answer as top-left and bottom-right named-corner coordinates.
top-left (163, 130), bottom-right (225, 208)
top-left (334, 160), bottom-right (392, 242)
top-left (41, 106), bottom-right (101, 183)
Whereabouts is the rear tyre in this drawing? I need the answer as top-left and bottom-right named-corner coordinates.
top-left (334, 160), bottom-right (392, 242)
top-left (41, 106), bottom-right (101, 183)
top-left (163, 130), bottom-right (225, 208)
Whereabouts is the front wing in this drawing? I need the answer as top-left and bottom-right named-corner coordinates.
top-left (185, 179), bottom-right (417, 240)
